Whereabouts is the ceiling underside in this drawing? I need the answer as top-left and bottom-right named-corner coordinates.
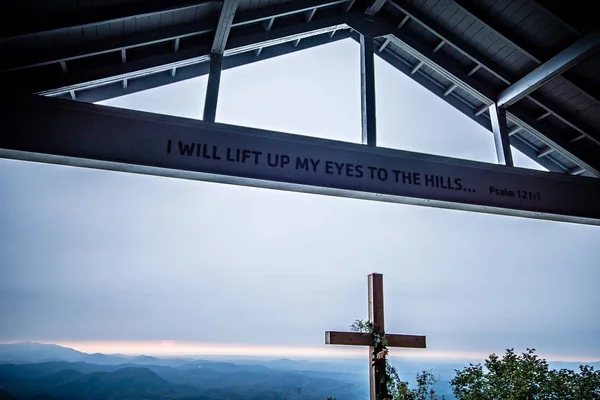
top-left (1, 0), bottom-right (599, 177)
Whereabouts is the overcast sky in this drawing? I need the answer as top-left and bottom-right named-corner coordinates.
top-left (1, 39), bottom-right (599, 362)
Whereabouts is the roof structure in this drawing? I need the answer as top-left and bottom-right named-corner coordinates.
top-left (2, 0), bottom-right (599, 177)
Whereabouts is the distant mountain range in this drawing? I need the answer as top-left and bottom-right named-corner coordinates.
top-left (1, 342), bottom-right (597, 400)
top-left (0, 342), bottom-right (368, 400)
top-left (0, 342), bottom-right (188, 367)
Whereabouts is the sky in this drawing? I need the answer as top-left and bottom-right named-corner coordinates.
top-left (1, 39), bottom-right (599, 362)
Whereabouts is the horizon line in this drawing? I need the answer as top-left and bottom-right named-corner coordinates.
top-left (2, 340), bottom-right (599, 364)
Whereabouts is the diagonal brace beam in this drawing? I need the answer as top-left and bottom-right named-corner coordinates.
top-left (497, 30), bottom-right (600, 108)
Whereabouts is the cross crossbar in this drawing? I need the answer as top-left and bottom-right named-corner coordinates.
top-left (326, 331), bottom-right (426, 348)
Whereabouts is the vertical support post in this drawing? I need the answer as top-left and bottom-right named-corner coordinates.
top-left (489, 103), bottom-right (514, 166)
top-left (203, 53), bottom-right (223, 123)
top-left (360, 34), bottom-right (377, 146)
top-left (368, 273), bottom-right (385, 400)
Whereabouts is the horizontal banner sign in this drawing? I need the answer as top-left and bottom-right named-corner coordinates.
top-left (1, 96), bottom-right (599, 225)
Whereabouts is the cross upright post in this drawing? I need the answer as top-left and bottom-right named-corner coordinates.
top-left (369, 273), bottom-right (386, 399)
top-left (325, 273), bottom-right (426, 400)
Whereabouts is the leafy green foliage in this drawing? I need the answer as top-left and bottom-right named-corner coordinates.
top-left (389, 369), bottom-right (441, 400)
top-left (349, 319), bottom-right (373, 334)
top-left (451, 348), bottom-right (600, 399)
top-left (349, 319), bottom-right (388, 399)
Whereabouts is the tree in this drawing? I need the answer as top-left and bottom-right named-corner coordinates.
top-left (391, 369), bottom-right (441, 400)
top-left (450, 348), bottom-right (600, 399)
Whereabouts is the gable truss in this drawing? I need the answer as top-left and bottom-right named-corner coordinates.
top-left (1, 0), bottom-right (599, 178)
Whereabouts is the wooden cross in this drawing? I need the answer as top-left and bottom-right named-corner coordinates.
top-left (325, 273), bottom-right (426, 400)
